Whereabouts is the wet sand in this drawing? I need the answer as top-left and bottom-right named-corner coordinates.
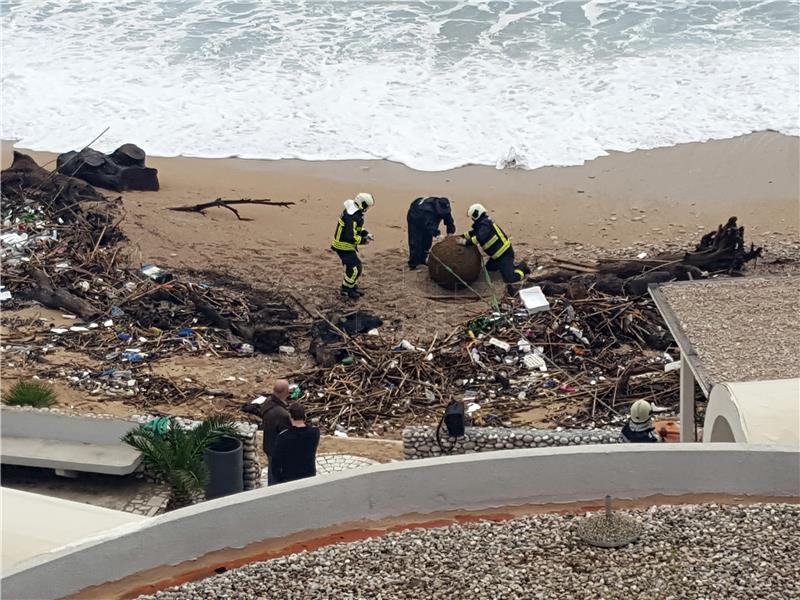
top-left (3, 132), bottom-right (798, 267)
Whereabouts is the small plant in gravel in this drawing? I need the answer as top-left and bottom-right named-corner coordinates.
top-left (3, 380), bottom-right (57, 407)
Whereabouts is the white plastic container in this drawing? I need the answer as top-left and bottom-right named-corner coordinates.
top-left (519, 286), bottom-right (550, 314)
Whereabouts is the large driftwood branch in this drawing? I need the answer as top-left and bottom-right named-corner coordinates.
top-left (19, 269), bottom-right (99, 319)
top-left (168, 198), bottom-right (295, 221)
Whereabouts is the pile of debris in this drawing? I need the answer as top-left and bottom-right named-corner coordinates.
top-left (534, 217), bottom-right (763, 297)
top-left (292, 289), bottom-right (681, 435)
top-left (1, 152), bottom-right (304, 408)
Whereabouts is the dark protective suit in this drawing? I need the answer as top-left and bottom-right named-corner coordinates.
top-left (331, 204), bottom-right (368, 291)
top-left (619, 420), bottom-right (662, 443)
top-left (463, 214), bottom-right (529, 284)
top-left (407, 197), bottom-right (456, 268)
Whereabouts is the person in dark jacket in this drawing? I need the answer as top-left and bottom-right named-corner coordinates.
top-left (406, 196), bottom-right (456, 269)
top-left (331, 192), bottom-right (375, 299)
top-left (251, 380), bottom-right (292, 485)
top-left (271, 403), bottom-right (321, 485)
top-left (619, 400), bottom-right (662, 443)
top-left (458, 203), bottom-right (529, 291)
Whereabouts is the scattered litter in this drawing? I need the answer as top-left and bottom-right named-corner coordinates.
top-left (519, 286), bottom-right (550, 314)
top-left (278, 345), bottom-right (296, 355)
top-left (488, 338), bottom-right (511, 352)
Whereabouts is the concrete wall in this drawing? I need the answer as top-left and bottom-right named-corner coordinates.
top-left (403, 425), bottom-right (619, 459)
top-left (0, 407), bottom-right (261, 491)
top-left (1, 407), bottom-right (137, 445)
top-left (3, 444), bottom-right (798, 600)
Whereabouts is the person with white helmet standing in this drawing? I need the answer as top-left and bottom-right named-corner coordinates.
top-left (458, 203), bottom-right (530, 292)
top-left (331, 192), bottom-right (375, 299)
top-left (619, 399), bottom-right (663, 443)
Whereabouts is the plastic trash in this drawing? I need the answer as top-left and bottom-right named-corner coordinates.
top-left (664, 360), bottom-right (681, 372)
top-left (110, 305), bottom-right (125, 317)
top-left (278, 345), bottom-right (296, 355)
top-left (558, 383), bottom-right (577, 393)
top-left (120, 351), bottom-right (145, 363)
top-left (543, 378), bottom-right (559, 389)
top-left (466, 402), bottom-right (481, 415)
top-left (519, 286), bottom-right (550, 314)
top-left (177, 326), bottom-right (194, 337)
top-left (517, 338), bottom-right (532, 354)
top-left (367, 328), bottom-right (380, 336)
top-left (340, 356), bottom-right (354, 365)
top-left (393, 340), bottom-right (415, 352)
top-left (289, 385), bottom-right (302, 400)
top-left (488, 337), bottom-right (511, 352)
top-left (117, 332), bottom-right (131, 342)
top-left (77, 281), bottom-right (90, 292)
top-left (103, 319), bottom-right (113, 327)
top-left (523, 353), bottom-right (547, 371)
top-left (236, 343), bottom-right (254, 355)
top-left (0, 289), bottom-right (12, 302)
top-left (69, 326), bottom-right (89, 332)
top-left (140, 263), bottom-right (173, 283)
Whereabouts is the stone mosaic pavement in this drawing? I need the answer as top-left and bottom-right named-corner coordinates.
top-left (260, 453), bottom-right (379, 486)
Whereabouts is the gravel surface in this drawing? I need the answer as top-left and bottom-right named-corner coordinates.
top-left (660, 276), bottom-right (800, 384)
top-left (140, 503), bottom-right (800, 600)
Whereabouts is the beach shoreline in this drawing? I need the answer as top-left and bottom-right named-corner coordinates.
top-left (3, 132), bottom-right (798, 254)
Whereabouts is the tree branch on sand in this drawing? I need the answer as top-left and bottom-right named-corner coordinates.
top-left (168, 198), bottom-right (295, 221)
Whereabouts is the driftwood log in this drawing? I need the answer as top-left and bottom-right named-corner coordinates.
top-left (57, 144), bottom-right (159, 192)
top-left (1, 151), bottom-right (106, 204)
top-left (18, 269), bottom-right (99, 319)
top-left (168, 198), bottom-right (295, 221)
top-left (534, 217), bottom-right (762, 297)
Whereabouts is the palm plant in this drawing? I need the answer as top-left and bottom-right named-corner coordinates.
top-left (122, 415), bottom-right (240, 510)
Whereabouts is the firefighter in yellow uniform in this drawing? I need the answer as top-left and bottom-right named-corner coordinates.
top-left (458, 203), bottom-right (529, 292)
top-left (331, 192), bottom-right (375, 299)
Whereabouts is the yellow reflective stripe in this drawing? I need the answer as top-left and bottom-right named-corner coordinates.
top-left (331, 240), bottom-right (356, 251)
top-left (490, 239), bottom-right (511, 259)
top-left (465, 232), bottom-right (479, 245)
top-left (482, 235), bottom-right (498, 250)
top-left (514, 269), bottom-right (525, 280)
top-left (352, 221), bottom-right (362, 244)
top-left (342, 266), bottom-right (359, 287)
top-left (489, 224), bottom-right (510, 259)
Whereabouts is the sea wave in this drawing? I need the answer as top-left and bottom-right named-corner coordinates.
top-left (2, 0), bottom-right (798, 171)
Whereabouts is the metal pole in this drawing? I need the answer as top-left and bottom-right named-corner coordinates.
top-left (680, 354), bottom-right (696, 442)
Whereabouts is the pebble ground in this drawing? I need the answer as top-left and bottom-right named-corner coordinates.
top-left (139, 503), bottom-right (799, 600)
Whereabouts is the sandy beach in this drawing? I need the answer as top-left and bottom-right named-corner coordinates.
top-left (4, 130), bottom-right (798, 284)
top-left (1, 132), bottom-right (798, 429)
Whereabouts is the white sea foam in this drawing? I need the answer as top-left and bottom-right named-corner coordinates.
top-left (1, 0), bottom-right (798, 171)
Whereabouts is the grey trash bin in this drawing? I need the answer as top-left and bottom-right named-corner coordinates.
top-left (204, 436), bottom-right (243, 499)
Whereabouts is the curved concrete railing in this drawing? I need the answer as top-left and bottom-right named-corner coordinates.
top-left (3, 444), bottom-right (799, 599)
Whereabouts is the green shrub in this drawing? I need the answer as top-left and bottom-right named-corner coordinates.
top-left (3, 380), bottom-right (57, 408)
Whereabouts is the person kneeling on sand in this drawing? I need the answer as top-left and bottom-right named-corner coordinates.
top-left (270, 403), bottom-right (321, 485)
top-left (458, 203), bottom-right (529, 293)
top-left (331, 192), bottom-right (375, 299)
top-left (619, 399), bottom-right (662, 443)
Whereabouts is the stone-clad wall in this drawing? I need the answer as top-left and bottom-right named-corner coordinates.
top-left (403, 426), bottom-right (619, 459)
top-left (130, 415), bottom-right (261, 491)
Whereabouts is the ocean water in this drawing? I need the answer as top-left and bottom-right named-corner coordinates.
top-left (1, 0), bottom-right (798, 171)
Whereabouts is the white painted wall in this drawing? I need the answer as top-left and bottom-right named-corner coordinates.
top-left (2, 444), bottom-right (798, 600)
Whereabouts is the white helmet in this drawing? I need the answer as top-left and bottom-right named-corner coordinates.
top-left (630, 399), bottom-right (652, 424)
top-left (467, 203), bottom-right (486, 220)
top-left (355, 192), bottom-right (375, 211)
